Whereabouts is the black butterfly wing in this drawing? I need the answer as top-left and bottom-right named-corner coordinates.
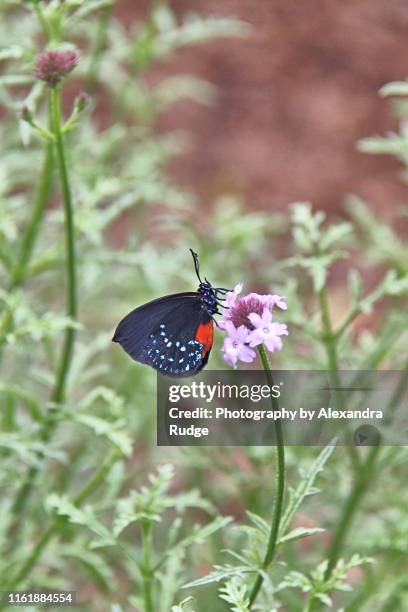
top-left (113, 292), bottom-right (214, 377)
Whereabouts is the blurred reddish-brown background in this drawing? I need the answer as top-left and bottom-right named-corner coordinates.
top-left (115, 0), bottom-right (408, 219)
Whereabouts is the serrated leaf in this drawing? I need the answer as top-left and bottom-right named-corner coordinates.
top-left (315, 592), bottom-right (332, 607)
top-left (246, 511), bottom-right (270, 537)
top-left (63, 546), bottom-right (114, 591)
top-left (279, 444), bottom-right (335, 537)
top-left (72, 413), bottom-right (132, 457)
top-left (46, 494), bottom-right (114, 542)
top-left (218, 577), bottom-right (250, 611)
top-left (320, 222), bottom-right (352, 250)
top-left (183, 564), bottom-right (252, 589)
top-left (278, 526), bottom-right (324, 544)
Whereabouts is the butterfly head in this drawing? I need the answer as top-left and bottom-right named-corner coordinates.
top-left (190, 249), bottom-right (229, 317)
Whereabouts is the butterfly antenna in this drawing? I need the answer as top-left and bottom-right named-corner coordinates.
top-left (190, 249), bottom-right (203, 283)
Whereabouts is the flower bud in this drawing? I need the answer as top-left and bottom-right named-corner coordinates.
top-left (75, 90), bottom-right (90, 112)
top-left (21, 105), bottom-right (33, 122)
top-left (34, 49), bottom-right (79, 88)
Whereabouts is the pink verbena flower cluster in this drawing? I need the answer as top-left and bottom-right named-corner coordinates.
top-left (219, 284), bottom-right (288, 367)
top-left (34, 50), bottom-right (79, 87)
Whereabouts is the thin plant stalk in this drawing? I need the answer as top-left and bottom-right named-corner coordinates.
top-left (318, 284), bottom-right (339, 374)
top-left (34, 3), bottom-right (52, 43)
top-left (305, 446), bottom-right (379, 612)
top-left (9, 84), bottom-right (78, 526)
top-left (49, 84), bottom-right (78, 407)
top-left (318, 284), bottom-right (360, 470)
top-left (324, 446), bottom-right (379, 579)
top-left (248, 344), bottom-right (285, 607)
top-left (142, 522), bottom-right (154, 612)
top-left (0, 136), bottom-right (54, 359)
top-left (10, 142), bottom-right (54, 291)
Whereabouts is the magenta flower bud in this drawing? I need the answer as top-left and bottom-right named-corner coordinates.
top-left (34, 49), bottom-right (79, 87)
top-left (75, 90), bottom-right (90, 111)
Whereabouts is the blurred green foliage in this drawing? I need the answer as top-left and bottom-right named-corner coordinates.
top-left (0, 1), bottom-right (407, 611)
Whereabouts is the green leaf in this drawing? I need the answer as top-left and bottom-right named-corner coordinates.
top-left (183, 564), bottom-right (253, 589)
top-left (315, 592), bottom-right (332, 607)
top-left (168, 516), bottom-right (232, 559)
top-left (0, 383), bottom-right (43, 422)
top-left (278, 526), bottom-right (325, 544)
top-left (320, 222), bottom-right (352, 250)
top-left (348, 269), bottom-right (362, 302)
top-left (0, 45), bottom-right (24, 61)
top-left (218, 577), bottom-right (250, 612)
top-left (278, 570), bottom-right (312, 592)
top-left (171, 596), bottom-right (196, 612)
top-left (380, 80), bottom-right (408, 97)
top-left (46, 494), bottom-right (114, 542)
top-left (68, 0), bottom-right (112, 23)
top-left (63, 546), bottom-right (115, 591)
top-left (357, 134), bottom-right (408, 157)
top-left (245, 511), bottom-right (270, 537)
top-left (71, 414), bottom-right (132, 457)
top-left (0, 434), bottom-right (65, 466)
top-left (279, 444), bottom-right (335, 537)
top-left (0, 75), bottom-right (34, 87)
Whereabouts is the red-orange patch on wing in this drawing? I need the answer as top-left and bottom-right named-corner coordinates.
top-left (195, 321), bottom-right (214, 357)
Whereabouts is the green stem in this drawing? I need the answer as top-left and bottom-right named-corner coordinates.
top-left (49, 85), bottom-right (78, 406)
top-left (318, 285), bottom-right (339, 373)
top-left (334, 305), bottom-right (361, 341)
top-left (11, 146), bottom-right (54, 290)
top-left (8, 85), bottom-right (78, 527)
top-left (318, 284), bottom-right (360, 470)
top-left (74, 450), bottom-right (119, 506)
top-left (142, 523), bottom-right (154, 612)
top-left (0, 138), bottom-right (54, 357)
top-left (306, 446), bottom-right (380, 612)
top-left (34, 3), bottom-right (52, 43)
top-left (4, 450), bottom-right (118, 593)
top-left (324, 446), bottom-right (379, 579)
top-left (248, 345), bottom-right (285, 608)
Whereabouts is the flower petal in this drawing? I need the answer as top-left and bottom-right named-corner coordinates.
top-left (261, 307), bottom-right (272, 324)
top-left (271, 295), bottom-right (287, 310)
top-left (237, 345), bottom-right (256, 363)
top-left (248, 312), bottom-right (263, 328)
top-left (235, 324), bottom-right (250, 343)
top-left (264, 335), bottom-right (283, 352)
top-left (247, 328), bottom-right (265, 347)
top-left (224, 320), bottom-right (237, 337)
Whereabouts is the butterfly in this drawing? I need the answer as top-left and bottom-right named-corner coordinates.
top-left (112, 250), bottom-right (228, 377)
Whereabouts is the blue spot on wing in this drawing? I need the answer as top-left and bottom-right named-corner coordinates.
top-left (144, 323), bottom-right (204, 376)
